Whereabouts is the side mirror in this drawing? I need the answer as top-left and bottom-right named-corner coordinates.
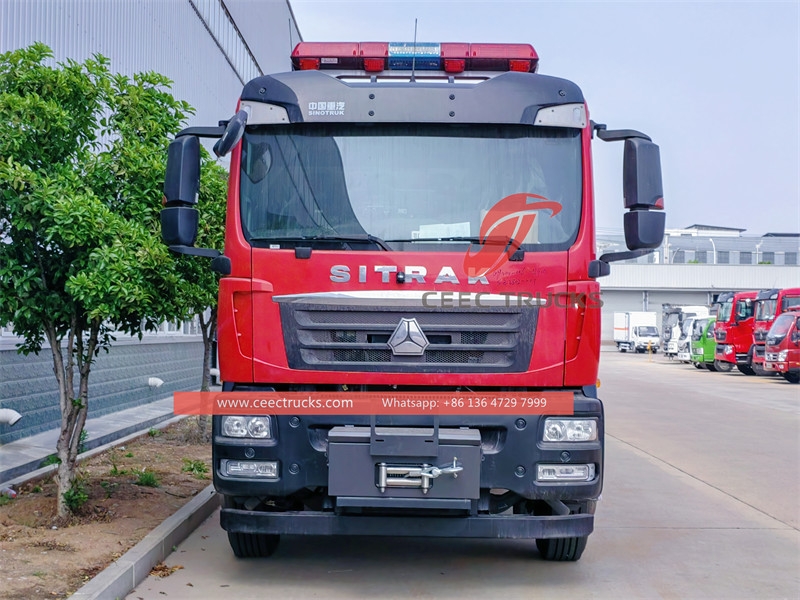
top-left (622, 138), bottom-right (665, 250)
top-left (213, 108), bottom-right (249, 158)
top-left (161, 136), bottom-right (200, 247)
top-left (594, 124), bottom-right (666, 258)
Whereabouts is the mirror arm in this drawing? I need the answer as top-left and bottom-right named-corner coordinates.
top-left (168, 245), bottom-right (221, 258)
top-left (175, 126), bottom-right (225, 139)
top-left (592, 121), bottom-right (652, 142)
top-left (599, 248), bottom-right (654, 263)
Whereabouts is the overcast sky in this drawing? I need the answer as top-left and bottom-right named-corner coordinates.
top-left (289, 1), bottom-right (799, 237)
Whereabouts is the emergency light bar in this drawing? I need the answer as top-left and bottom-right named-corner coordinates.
top-left (291, 42), bottom-right (539, 74)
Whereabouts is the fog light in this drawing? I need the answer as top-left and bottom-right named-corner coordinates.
top-left (221, 459), bottom-right (279, 478)
top-left (537, 463), bottom-right (595, 481)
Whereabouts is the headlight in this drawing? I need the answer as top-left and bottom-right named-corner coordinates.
top-left (543, 418), bottom-right (597, 442)
top-left (778, 350), bottom-right (788, 361)
top-left (222, 416), bottom-right (273, 439)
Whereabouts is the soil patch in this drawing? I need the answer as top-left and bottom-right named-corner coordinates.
top-left (0, 418), bottom-right (211, 599)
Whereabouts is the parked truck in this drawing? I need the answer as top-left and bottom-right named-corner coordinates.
top-left (764, 308), bottom-right (800, 383)
top-left (662, 305), bottom-right (709, 358)
top-left (613, 311), bottom-right (659, 353)
top-left (690, 316), bottom-right (717, 370)
top-left (676, 316), bottom-right (700, 363)
top-left (161, 41), bottom-right (665, 561)
top-left (751, 288), bottom-right (800, 375)
top-left (714, 290), bottom-right (757, 374)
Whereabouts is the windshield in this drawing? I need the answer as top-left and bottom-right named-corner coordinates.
top-left (638, 326), bottom-right (658, 337)
top-left (719, 300), bottom-right (733, 323)
top-left (691, 319), bottom-right (707, 341)
top-left (681, 318), bottom-right (695, 337)
top-left (755, 299), bottom-right (777, 321)
top-left (239, 124), bottom-right (582, 250)
top-left (768, 313), bottom-right (795, 337)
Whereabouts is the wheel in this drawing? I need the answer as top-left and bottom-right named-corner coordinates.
top-left (714, 360), bottom-right (733, 373)
top-left (227, 531), bottom-right (280, 558)
top-left (782, 372), bottom-right (800, 384)
top-left (223, 495), bottom-right (281, 558)
top-left (737, 364), bottom-right (756, 376)
top-left (694, 362), bottom-right (704, 369)
top-left (516, 500), bottom-right (590, 562)
top-left (706, 362), bottom-right (718, 372)
top-left (536, 536), bottom-right (588, 561)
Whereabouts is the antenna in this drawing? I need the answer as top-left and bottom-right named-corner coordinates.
top-left (410, 18), bottom-right (418, 82)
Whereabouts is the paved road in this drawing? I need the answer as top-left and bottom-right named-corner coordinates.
top-left (128, 353), bottom-right (799, 599)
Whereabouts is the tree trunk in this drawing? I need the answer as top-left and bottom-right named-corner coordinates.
top-left (196, 307), bottom-right (218, 439)
top-left (50, 318), bottom-right (99, 521)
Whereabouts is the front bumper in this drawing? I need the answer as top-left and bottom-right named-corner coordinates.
top-left (213, 390), bottom-right (602, 538)
top-left (221, 508), bottom-right (594, 539)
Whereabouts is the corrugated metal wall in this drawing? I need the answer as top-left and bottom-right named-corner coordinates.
top-left (1, 0), bottom-right (300, 127)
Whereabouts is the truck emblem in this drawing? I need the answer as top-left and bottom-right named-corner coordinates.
top-left (387, 318), bottom-right (429, 356)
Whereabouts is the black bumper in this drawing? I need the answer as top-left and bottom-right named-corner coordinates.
top-left (221, 508), bottom-right (594, 539)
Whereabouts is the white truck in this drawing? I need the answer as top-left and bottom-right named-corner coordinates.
top-left (613, 312), bottom-right (660, 353)
top-left (662, 305), bottom-right (710, 358)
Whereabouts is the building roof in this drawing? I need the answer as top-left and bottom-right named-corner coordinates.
top-left (683, 224), bottom-right (748, 232)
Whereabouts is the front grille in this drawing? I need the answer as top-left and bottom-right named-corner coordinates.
top-left (766, 352), bottom-right (781, 361)
top-left (754, 329), bottom-right (767, 342)
top-left (278, 302), bottom-right (537, 373)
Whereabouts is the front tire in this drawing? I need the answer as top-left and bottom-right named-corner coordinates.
top-left (737, 364), bottom-right (756, 376)
top-left (223, 495), bottom-right (280, 558)
top-left (536, 536), bottom-right (587, 561)
top-left (706, 362), bottom-right (718, 372)
top-left (714, 360), bottom-right (734, 373)
top-left (782, 372), bottom-right (800, 384)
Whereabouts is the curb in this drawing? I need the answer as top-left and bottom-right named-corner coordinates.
top-left (70, 484), bottom-right (220, 600)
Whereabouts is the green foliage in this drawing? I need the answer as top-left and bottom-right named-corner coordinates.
top-left (78, 428), bottom-right (89, 453)
top-left (0, 43), bottom-right (213, 517)
top-left (135, 469), bottom-right (160, 487)
top-left (147, 427), bottom-right (161, 437)
top-left (31, 485), bottom-right (42, 493)
top-left (0, 494), bottom-right (12, 506)
top-left (124, 452), bottom-right (134, 458)
top-left (62, 480), bottom-right (89, 513)
top-left (181, 458), bottom-right (209, 479)
top-left (100, 480), bottom-right (118, 498)
top-left (41, 454), bottom-right (61, 467)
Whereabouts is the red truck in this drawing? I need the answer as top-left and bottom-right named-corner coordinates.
top-left (751, 288), bottom-right (800, 374)
top-left (714, 290), bottom-right (757, 374)
top-left (161, 41), bottom-right (665, 561)
top-left (764, 308), bottom-right (800, 383)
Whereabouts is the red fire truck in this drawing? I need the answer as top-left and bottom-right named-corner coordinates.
top-left (751, 288), bottom-right (800, 374)
top-left (714, 290), bottom-right (758, 374)
top-left (161, 41), bottom-right (665, 561)
top-left (764, 308), bottom-right (800, 383)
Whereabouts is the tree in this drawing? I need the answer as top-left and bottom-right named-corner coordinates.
top-left (0, 43), bottom-right (193, 519)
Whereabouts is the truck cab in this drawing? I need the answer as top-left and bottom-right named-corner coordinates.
top-left (764, 308), bottom-right (800, 383)
top-left (690, 316), bottom-right (717, 370)
top-left (751, 288), bottom-right (800, 375)
top-left (714, 290), bottom-right (757, 374)
top-left (161, 41), bottom-right (665, 562)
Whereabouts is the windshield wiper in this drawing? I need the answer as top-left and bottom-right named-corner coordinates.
top-left (251, 234), bottom-right (391, 251)
top-left (385, 235), bottom-right (517, 246)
